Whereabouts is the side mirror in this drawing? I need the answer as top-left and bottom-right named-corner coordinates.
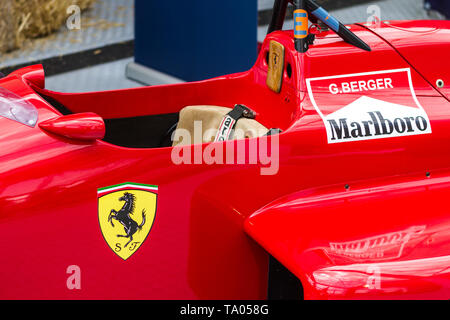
top-left (39, 112), bottom-right (105, 141)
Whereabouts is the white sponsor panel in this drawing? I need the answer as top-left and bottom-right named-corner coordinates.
top-left (306, 68), bottom-right (432, 144)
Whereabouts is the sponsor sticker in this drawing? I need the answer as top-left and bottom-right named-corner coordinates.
top-left (214, 115), bottom-right (236, 142)
top-left (328, 225), bottom-right (426, 262)
top-left (98, 183), bottom-right (158, 260)
top-left (306, 68), bottom-right (432, 144)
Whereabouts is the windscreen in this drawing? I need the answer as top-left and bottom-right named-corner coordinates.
top-left (0, 86), bottom-right (38, 127)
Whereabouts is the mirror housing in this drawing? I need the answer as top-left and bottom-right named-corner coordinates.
top-left (39, 112), bottom-right (105, 141)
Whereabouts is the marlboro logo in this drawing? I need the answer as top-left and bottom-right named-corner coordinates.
top-left (306, 68), bottom-right (432, 144)
top-left (328, 225), bottom-right (426, 261)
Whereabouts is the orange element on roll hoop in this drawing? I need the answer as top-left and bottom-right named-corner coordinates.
top-left (293, 9), bottom-right (308, 39)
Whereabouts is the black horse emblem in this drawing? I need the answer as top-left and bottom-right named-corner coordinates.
top-left (108, 192), bottom-right (146, 248)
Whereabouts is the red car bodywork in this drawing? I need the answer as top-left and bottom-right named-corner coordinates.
top-left (1, 20), bottom-right (450, 300)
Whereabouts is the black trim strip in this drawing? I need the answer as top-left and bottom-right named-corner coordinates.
top-left (37, 91), bottom-right (73, 116)
top-left (268, 256), bottom-right (303, 300)
top-left (1, 40), bottom-right (134, 77)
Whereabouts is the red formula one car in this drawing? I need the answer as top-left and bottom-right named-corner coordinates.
top-left (1, 0), bottom-right (450, 300)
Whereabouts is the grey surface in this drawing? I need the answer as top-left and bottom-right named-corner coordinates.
top-left (47, 0), bottom-right (444, 93)
top-left (322, 0), bottom-right (443, 23)
top-left (126, 62), bottom-right (184, 86)
top-left (258, 0), bottom-right (444, 41)
top-left (46, 58), bottom-right (142, 93)
top-left (0, 0), bottom-right (134, 69)
top-left (259, 0), bottom-right (275, 11)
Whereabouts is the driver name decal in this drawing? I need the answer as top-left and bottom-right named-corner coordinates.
top-left (329, 77), bottom-right (393, 94)
top-left (306, 68), bottom-right (432, 144)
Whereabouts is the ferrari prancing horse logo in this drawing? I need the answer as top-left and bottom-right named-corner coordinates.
top-left (98, 183), bottom-right (158, 260)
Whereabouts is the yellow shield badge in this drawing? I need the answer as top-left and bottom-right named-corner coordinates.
top-left (98, 183), bottom-right (158, 260)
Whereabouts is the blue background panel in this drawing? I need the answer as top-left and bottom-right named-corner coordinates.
top-left (426, 0), bottom-right (450, 18)
top-left (135, 0), bottom-right (258, 82)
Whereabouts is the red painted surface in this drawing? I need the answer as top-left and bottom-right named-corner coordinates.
top-left (245, 172), bottom-right (450, 299)
top-left (364, 20), bottom-right (450, 101)
top-left (39, 113), bottom-right (105, 141)
top-left (0, 20), bottom-right (449, 300)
